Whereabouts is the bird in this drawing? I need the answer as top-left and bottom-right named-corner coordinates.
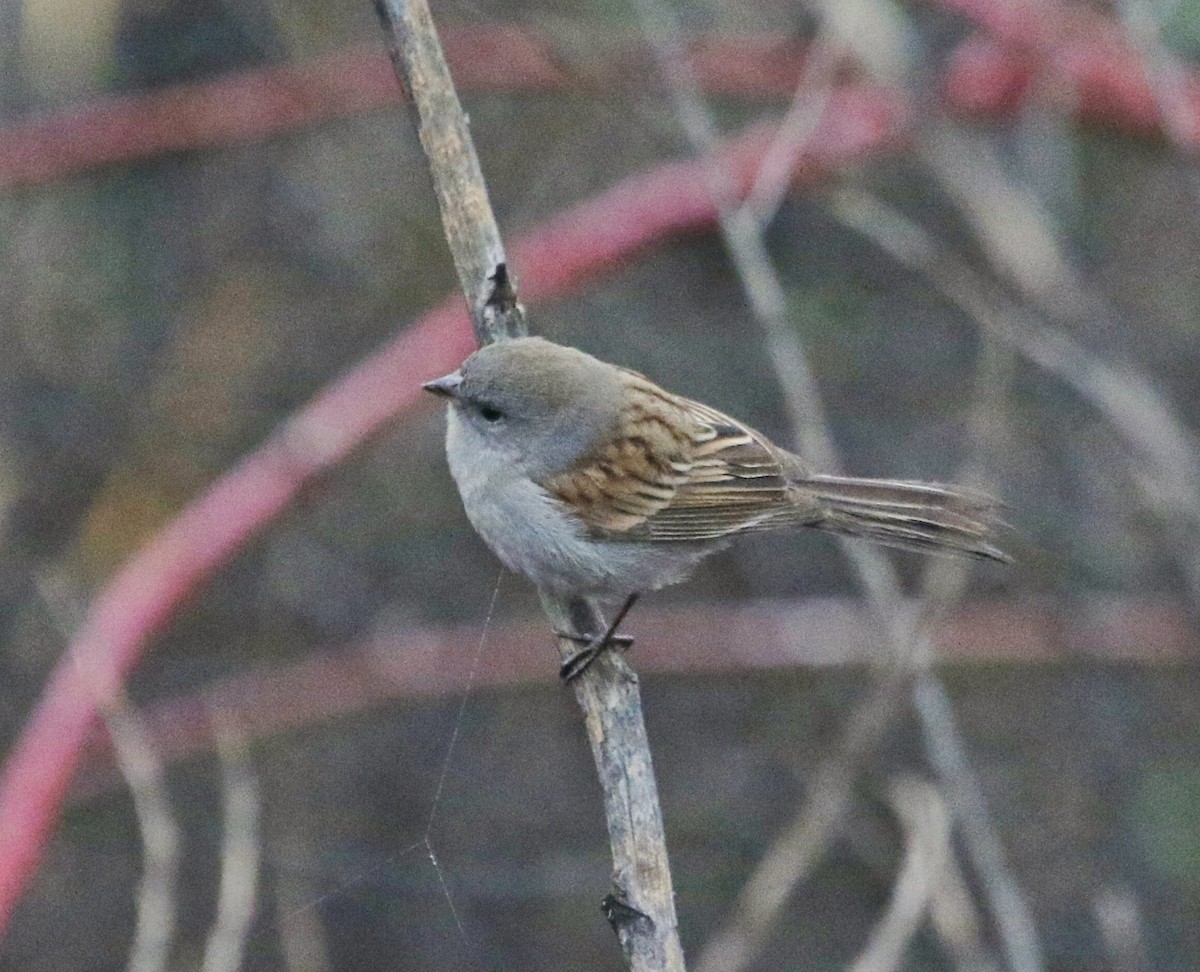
top-left (423, 336), bottom-right (1006, 679)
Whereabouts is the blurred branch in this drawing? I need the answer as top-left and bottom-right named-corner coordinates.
top-left (694, 669), bottom-right (912, 972)
top-left (1114, 0), bottom-right (1200, 152)
top-left (5, 6), bottom-right (1199, 194)
top-left (201, 716), bottom-right (261, 972)
top-left (738, 29), bottom-right (846, 228)
top-left (107, 703), bottom-right (182, 972)
top-left (34, 578), bottom-right (181, 972)
top-left (374, 0), bottom-right (685, 967)
top-left (632, 3), bottom-right (1041, 972)
top-left (927, 835), bottom-right (1001, 972)
top-left (829, 185), bottom-right (1200, 607)
top-left (59, 597), bottom-right (1188, 803)
top-left (849, 777), bottom-right (951, 972)
top-left (938, 0), bottom-right (1200, 150)
top-left (1093, 884), bottom-right (1149, 972)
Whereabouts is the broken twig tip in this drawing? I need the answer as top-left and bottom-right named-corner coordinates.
top-left (602, 891), bottom-right (653, 933)
top-left (485, 262), bottom-right (517, 309)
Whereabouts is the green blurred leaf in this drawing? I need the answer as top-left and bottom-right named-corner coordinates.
top-left (1131, 765), bottom-right (1200, 886)
top-left (1162, 0), bottom-right (1200, 59)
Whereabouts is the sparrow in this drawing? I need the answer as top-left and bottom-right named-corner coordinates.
top-left (424, 337), bottom-right (1006, 678)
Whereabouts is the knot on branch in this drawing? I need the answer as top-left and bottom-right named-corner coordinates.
top-left (601, 890), bottom-right (654, 935)
top-left (480, 262), bottom-right (526, 342)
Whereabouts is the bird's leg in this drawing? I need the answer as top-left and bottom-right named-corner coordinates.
top-left (558, 593), bottom-right (639, 682)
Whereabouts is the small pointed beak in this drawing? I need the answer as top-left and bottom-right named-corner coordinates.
top-left (422, 371), bottom-right (463, 399)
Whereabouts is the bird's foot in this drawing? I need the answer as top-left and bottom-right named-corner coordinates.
top-left (557, 633), bottom-right (634, 682)
top-left (555, 594), bottom-right (639, 683)
top-left (555, 631), bottom-right (636, 649)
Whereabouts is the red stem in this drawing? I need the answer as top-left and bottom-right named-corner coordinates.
top-left (0, 30), bottom-right (816, 192)
top-left (64, 597), bottom-right (1193, 803)
top-left (934, 0), bottom-right (1200, 150)
top-left (8, 5), bottom-right (1199, 195)
top-left (0, 85), bottom-right (906, 936)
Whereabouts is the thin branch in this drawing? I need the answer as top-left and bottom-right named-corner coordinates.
top-left (539, 596), bottom-right (686, 972)
top-left (107, 703), bottom-right (182, 972)
top-left (34, 578), bottom-right (181, 972)
top-left (374, 0), bottom-right (523, 345)
top-left (201, 714), bottom-right (261, 972)
top-left (849, 777), bottom-right (951, 972)
top-left (693, 668), bottom-right (912, 972)
top-left (828, 186), bottom-right (1200, 606)
top-left (632, 4), bottom-right (1042, 972)
top-left (738, 30), bottom-right (845, 228)
top-left (375, 1), bottom-right (683, 967)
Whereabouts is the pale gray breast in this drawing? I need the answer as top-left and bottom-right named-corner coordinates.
top-left (446, 406), bottom-right (716, 597)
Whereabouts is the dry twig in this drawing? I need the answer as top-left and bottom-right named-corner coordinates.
top-left (829, 185), bottom-right (1200, 607)
top-left (631, 2), bottom-right (1040, 971)
top-left (35, 579), bottom-right (181, 972)
top-left (107, 703), bottom-right (182, 972)
top-left (374, 2), bottom-right (684, 968)
top-left (201, 715), bottom-right (261, 972)
top-left (849, 777), bottom-right (952, 972)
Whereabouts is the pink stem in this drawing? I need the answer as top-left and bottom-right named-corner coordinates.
top-left (65, 597), bottom-right (1191, 803)
top-left (0, 85), bottom-right (907, 935)
top-left (0, 30), bottom-right (817, 192)
top-left (935, 0), bottom-right (1200, 150)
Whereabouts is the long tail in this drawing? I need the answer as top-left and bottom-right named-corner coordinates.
top-left (798, 475), bottom-right (1010, 562)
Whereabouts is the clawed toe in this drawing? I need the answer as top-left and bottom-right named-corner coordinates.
top-left (555, 594), bottom-right (640, 683)
top-left (553, 630), bottom-right (634, 649)
top-left (558, 633), bottom-right (633, 682)
top-left (559, 646), bottom-right (596, 682)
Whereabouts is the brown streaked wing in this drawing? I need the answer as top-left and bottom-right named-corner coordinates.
top-left (638, 396), bottom-right (815, 540)
top-left (543, 371), bottom-right (814, 541)
top-left (541, 374), bottom-right (696, 534)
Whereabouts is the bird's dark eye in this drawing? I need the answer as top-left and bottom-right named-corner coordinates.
top-left (478, 404), bottom-right (504, 423)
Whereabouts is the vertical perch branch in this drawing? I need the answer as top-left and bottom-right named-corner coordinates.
top-left (374, 2), bottom-right (685, 969)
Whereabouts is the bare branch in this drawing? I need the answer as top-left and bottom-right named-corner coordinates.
top-left (35, 578), bottom-right (181, 972)
top-left (632, 3), bottom-right (1042, 971)
top-left (538, 595), bottom-right (686, 972)
top-left (849, 777), bottom-right (951, 972)
top-left (107, 703), bottom-right (182, 972)
top-left (375, 3), bottom-right (684, 968)
top-left (374, 0), bottom-right (525, 345)
top-left (201, 714), bottom-right (261, 972)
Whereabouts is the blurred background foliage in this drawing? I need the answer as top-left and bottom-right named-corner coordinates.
top-left (2, 0), bottom-right (1200, 969)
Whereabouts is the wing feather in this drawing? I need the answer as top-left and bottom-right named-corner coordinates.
top-left (538, 367), bottom-right (1006, 560)
top-left (542, 370), bottom-right (813, 541)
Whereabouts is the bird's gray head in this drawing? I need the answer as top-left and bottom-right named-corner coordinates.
top-left (422, 337), bottom-right (623, 479)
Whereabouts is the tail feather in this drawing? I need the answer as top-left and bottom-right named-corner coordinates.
top-left (799, 475), bottom-right (1009, 562)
